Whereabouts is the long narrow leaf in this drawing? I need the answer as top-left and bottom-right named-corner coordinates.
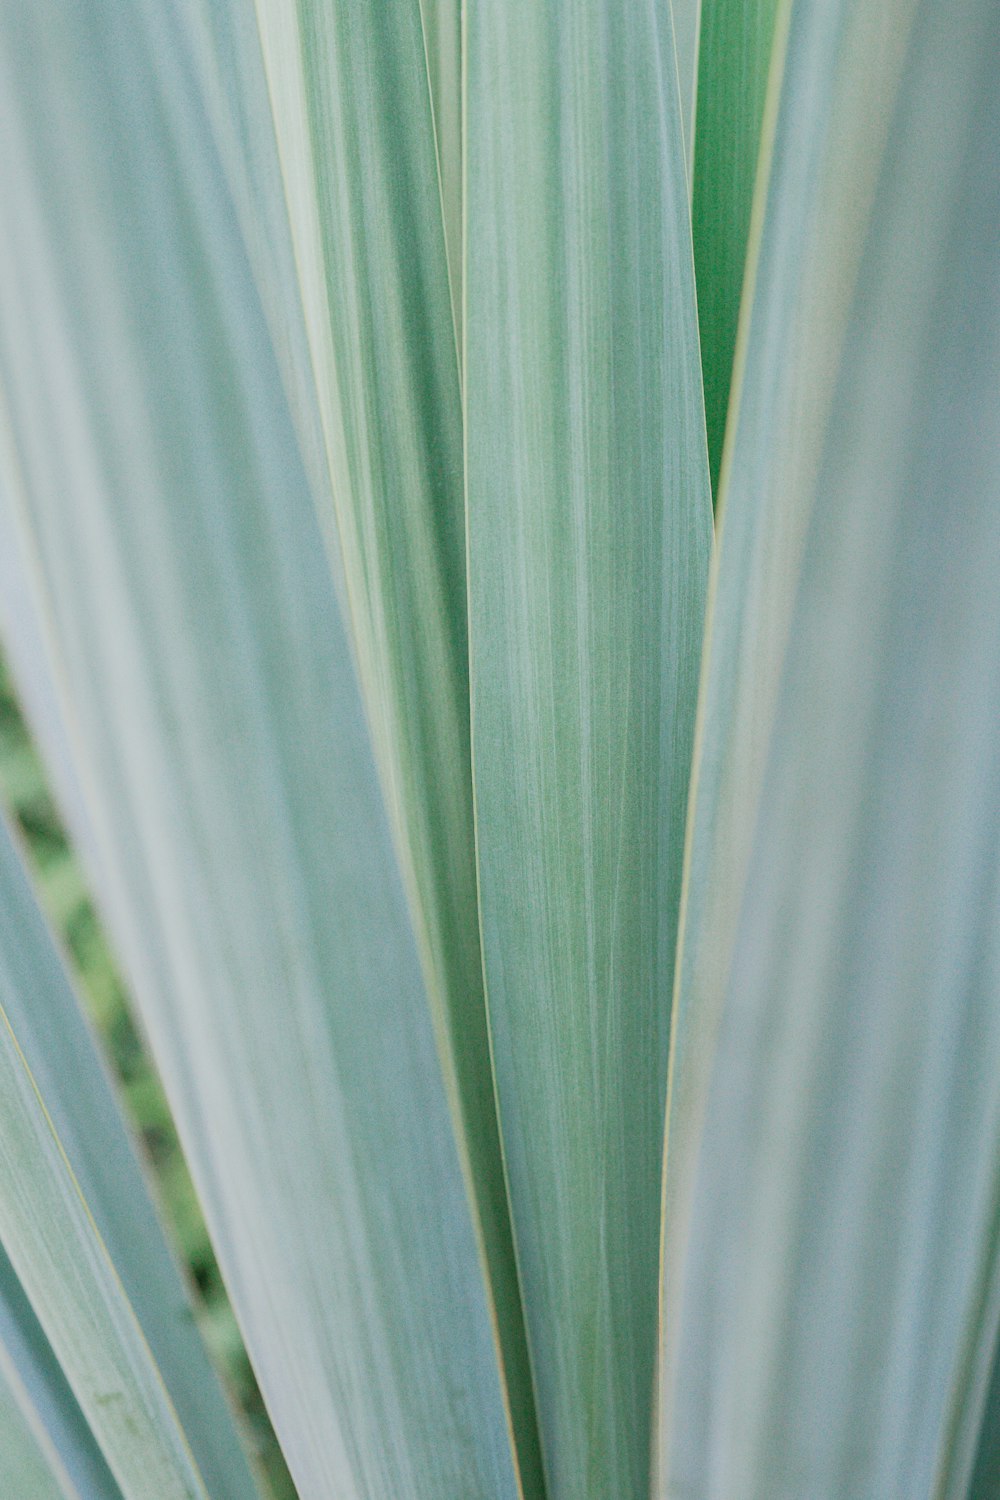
top-left (0, 4), bottom-right (522, 1498)
top-left (657, 0), bottom-right (914, 1457)
top-left (466, 5), bottom-right (713, 1497)
top-left (0, 876), bottom-right (209, 1496)
top-left (239, 4), bottom-right (535, 1473)
top-left (0, 1244), bottom-right (119, 1499)
top-left (0, 1355), bottom-right (69, 1500)
top-left (0, 813), bottom-right (256, 1499)
top-left (659, 1), bottom-right (1000, 1493)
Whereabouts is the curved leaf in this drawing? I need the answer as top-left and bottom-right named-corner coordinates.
top-left (657, 0), bottom-right (914, 1460)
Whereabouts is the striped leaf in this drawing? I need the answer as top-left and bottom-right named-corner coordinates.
top-left (0, 1245), bottom-right (119, 1499)
top-left (0, 814), bottom-right (254, 1499)
top-left (0, 1355), bottom-right (69, 1500)
top-left (0, 824), bottom-right (209, 1498)
top-left (0, 3), bottom-right (522, 1498)
top-left (465, 3), bottom-right (712, 1497)
top-left (657, 0), bottom-right (914, 1456)
top-left (659, 0), bottom-right (1000, 1493)
top-left (237, 2), bottom-right (535, 1471)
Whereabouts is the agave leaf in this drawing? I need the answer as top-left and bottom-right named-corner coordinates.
top-left (0, 4), bottom-right (521, 1499)
top-left (0, 1244), bottom-right (119, 1498)
top-left (691, 0), bottom-right (782, 492)
top-left (0, 841), bottom-right (209, 1498)
top-left (0, 1353), bottom-right (70, 1500)
top-left (236, 3), bottom-right (535, 1474)
top-left (0, 813), bottom-right (256, 1499)
top-left (659, 0), bottom-right (1000, 1493)
top-left (465, 3), bottom-right (712, 1496)
top-left (656, 0), bottom-right (914, 1458)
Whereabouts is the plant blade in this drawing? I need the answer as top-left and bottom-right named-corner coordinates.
top-left (236, 3), bottom-right (536, 1475)
top-left (0, 1243), bottom-right (120, 1499)
top-left (0, 1355), bottom-right (73, 1500)
top-left (691, 0), bottom-right (782, 493)
top-left (659, 1), bottom-right (1000, 1493)
top-left (0, 812), bottom-right (257, 1500)
top-left (0, 3), bottom-right (523, 1498)
top-left (657, 0), bottom-right (914, 1459)
top-left (0, 834), bottom-right (210, 1499)
top-left (465, 4), bottom-right (712, 1496)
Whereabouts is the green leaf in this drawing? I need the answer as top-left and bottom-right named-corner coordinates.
top-left (0, 1243), bottom-right (120, 1498)
top-left (691, 0), bottom-right (782, 493)
top-left (465, 4), bottom-right (712, 1497)
top-left (0, 828), bottom-right (210, 1498)
top-left (233, 1), bottom-right (535, 1474)
top-left (658, 0), bottom-right (1000, 1493)
top-left (0, 813), bottom-right (257, 1499)
top-left (657, 0), bottom-right (915, 1458)
top-left (0, 1354), bottom-right (68, 1500)
top-left (0, 3), bottom-right (523, 1498)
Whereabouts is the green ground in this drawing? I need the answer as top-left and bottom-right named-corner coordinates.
top-left (0, 658), bottom-right (296, 1500)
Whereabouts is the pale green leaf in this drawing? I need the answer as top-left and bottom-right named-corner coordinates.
top-left (0, 4), bottom-right (521, 1499)
top-left (237, 4), bottom-right (535, 1475)
top-left (0, 839), bottom-right (209, 1498)
top-left (0, 813), bottom-right (256, 1499)
top-left (465, 4), bottom-right (712, 1497)
top-left (691, 0), bottom-right (781, 492)
top-left (0, 1354), bottom-right (68, 1500)
top-left (657, 0), bottom-right (914, 1454)
top-left (659, 0), bottom-right (1000, 1493)
top-left (0, 1244), bottom-right (119, 1498)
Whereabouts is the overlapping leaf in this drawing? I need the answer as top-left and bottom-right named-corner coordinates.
top-left (659, 0), bottom-right (1000, 1493)
top-left (0, 813), bottom-right (256, 1499)
top-left (690, 0), bottom-right (782, 491)
top-left (232, 3), bottom-right (535, 1471)
top-left (0, 825), bottom-right (209, 1498)
top-left (657, 0), bottom-right (915, 1456)
top-left (0, 1245), bottom-right (119, 1500)
top-left (0, 3), bottom-right (522, 1497)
